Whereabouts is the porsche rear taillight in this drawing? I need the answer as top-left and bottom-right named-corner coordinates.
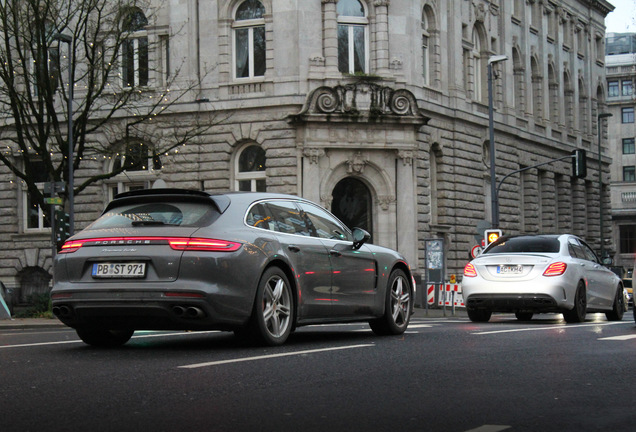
top-left (464, 263), bottom-right (478, 277)
top-left (543, 262), bottom-right (567, 277)
top-left (167, 238), bottom-right (242, 252)
top-left (58, 237), bottom-right (242, 254)
top-left (59, 240), bottom-right (86, 254)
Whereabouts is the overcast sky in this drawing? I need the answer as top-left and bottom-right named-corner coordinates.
top-left (606, 0), bottom-right (636, 33)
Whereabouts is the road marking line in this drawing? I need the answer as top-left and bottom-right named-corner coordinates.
top-left (473, 321), bottom-right (629, 335)
top-left (0, 340), bottom-right (82, 349)
top-left (0, 330), bottom-right (221, 349)
top-left (178, 344), bottom-right (375, 369)
top-left (406, 324), bottom-right (434, 329)
top-left (464, 425), bottom-right (511, 432)
top-left (598, 334), bottom-right (636, 341)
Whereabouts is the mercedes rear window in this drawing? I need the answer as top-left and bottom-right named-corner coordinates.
top-left (484, 237), bottom-right (560, 254)
top-left (85, 201), bottom-right (220, 230)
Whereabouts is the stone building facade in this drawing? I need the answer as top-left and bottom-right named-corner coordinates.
top-left (0, 0), bottom-right (614, 305)
top-left (605, 32), bottom-right (636, 273)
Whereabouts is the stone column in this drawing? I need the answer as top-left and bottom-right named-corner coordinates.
top-left (374, 0), bottom-right (390, 75)
top-left (377, 195), bottom-right (397, 249)
top-left (396, 150), bottom-right (417, 267)
top-left (322, 0), bottom-right (340, 74)
top-left (302, 148), bottom-right (325, 204)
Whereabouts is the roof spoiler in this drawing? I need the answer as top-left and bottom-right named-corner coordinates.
top-left (107, 188), bottom-right (231, 213)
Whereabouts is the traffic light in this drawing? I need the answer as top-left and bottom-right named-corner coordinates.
top-left (484, 229), bottom-right (502, 247)
top-left (55, 210), bottom-right (71, 249)
top-left (572, 149), bottom-right (586, 179)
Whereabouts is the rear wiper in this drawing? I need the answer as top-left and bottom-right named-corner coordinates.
top-left (131, 220), bottom-right (166, 226)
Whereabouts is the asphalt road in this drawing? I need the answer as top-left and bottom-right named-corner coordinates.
top-left (1, 311), bottom-right (635, 432)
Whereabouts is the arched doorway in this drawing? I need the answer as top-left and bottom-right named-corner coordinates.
top-left (331, 177), bottom-right (372, 235)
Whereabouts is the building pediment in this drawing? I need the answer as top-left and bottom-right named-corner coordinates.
top-left (289, 81), bottom-right (429, 126)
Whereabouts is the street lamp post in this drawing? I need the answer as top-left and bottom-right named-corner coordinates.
top-left (488, 54), bottom-right (508, 228)
top-left (597, 112), bottom-right (612, 261)
top-left (55, 33), bottom-right (74, 237)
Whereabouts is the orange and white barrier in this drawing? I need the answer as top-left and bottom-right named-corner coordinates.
top-left (427, 284), bottom-right (435, 305)
top-left (427, 283), bottom-right (465, 308)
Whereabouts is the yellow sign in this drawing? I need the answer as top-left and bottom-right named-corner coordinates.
top-left (484, 229), bottom-right (502, 246)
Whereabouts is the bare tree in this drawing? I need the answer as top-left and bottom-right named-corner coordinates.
top-left (0, 0), bottom-right (213, 231)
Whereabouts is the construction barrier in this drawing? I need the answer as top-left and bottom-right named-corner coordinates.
top-left (425, 283), bottom-right (464, 308)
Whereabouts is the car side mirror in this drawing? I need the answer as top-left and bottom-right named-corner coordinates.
top-left (352, 228), bottom-right (370, 250)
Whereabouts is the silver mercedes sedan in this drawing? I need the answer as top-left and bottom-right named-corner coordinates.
top-left (51, 189), bottom-right (414, 347)
top-left (462, 234), bottom-right (625, 323)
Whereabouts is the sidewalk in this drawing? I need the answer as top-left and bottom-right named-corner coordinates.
top-left (0, 306), bottom-right (467, 330)
top-left (0, 317), bottom-right (67, 330)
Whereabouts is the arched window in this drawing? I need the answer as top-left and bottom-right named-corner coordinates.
top-left (331, 177), bottom-right (372, 235)
top-left (548, 62), bottom-right (559, 125)
top-left (22, 159), bottom-right (51, 231)
top-left (337, 0), bottom-right (368, 74)
top-left (233, 0), bottom-right (266, 79)
top-left (422, 18), bottom-right (429, 85)
top-left (121, 8), bottom-right (149, 87)
top-left (422, 5), bottom-right (437, 87)
top-left (471, 26), bottom-right (486, 102)
top-left (531, 56), bottom-right (543, 121)
top-left (563, 70), bottom-right (574, 130)
top-left (512, 46), bottom-right (525, 115)
top-left (236, 144), bottom-right (266, 191)
top-left (108, 141), bottom-right (160, 199)
top-left (579, 77), bottom-right (588, 134)
top-left (113, 141), bottom-right (155, 172)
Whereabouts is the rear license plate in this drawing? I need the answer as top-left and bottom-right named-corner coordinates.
top-left (92, 263), bottom-right (146, 278)
top-left (497, 265), bottom-right (523, 275)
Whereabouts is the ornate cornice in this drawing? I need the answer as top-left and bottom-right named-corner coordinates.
top-left (289, 81), bottom-right (429, 126)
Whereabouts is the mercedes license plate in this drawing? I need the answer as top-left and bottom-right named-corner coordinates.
top-left (497, 265), bottom-right (523, 275)
top-left (92, 262), bottom-right (146, 278)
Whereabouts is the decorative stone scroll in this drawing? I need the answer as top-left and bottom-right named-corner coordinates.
top-left (289, 81), bottom-right (427, 124)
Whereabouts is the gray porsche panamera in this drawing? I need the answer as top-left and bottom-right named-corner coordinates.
top-left (51, 189), bottom-right (415, 347)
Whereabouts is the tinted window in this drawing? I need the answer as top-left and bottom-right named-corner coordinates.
top-left (298, 203), bottom-right (351, 241)
top-left (484, 237), bottom-right (560, 254)
top-left (246, 202), bottom-right (274, 230)
top-left (87, 202), bottom-right (218, 229)
top-left (266, 201), bottom-right (311, 236)
top-left (567, 238), bottom-right (585, 259)
top-left (580, 241), bottom-right (599, 263)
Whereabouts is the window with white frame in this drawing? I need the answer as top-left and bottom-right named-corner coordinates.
top-left (233, 0), bottom-right (266, 80)
top-left (30, 46), bottom-right (60, 96)
top-left (107, 140), bottom-right (160, 200)
top-left (121, 8), bottom-right (149, 88)
top-left (22, 160), bottom-right (51, 231)
top-left (235, 144), bottom-right (266, 192)
top-left (622, 107), bottom-right (635, 123)
top-left (337, 0), bottom-right (368, 74)
top-left (471, 27), bottom-right (484, 102)
top-left (622, 80), bottom-right (633, 96)
top-left (609, 81), bottom-right (619, 97)
top-left (421, 6), bottom-right (431, 86)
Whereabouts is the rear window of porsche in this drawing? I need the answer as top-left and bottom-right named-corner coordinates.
top-left (485, 237), bottom-right (560, 254)
top-left (85, 201), bottom-right (219, 229)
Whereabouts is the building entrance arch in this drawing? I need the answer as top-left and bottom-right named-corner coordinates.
top-left (331, 177), bottom-right (372, 236)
